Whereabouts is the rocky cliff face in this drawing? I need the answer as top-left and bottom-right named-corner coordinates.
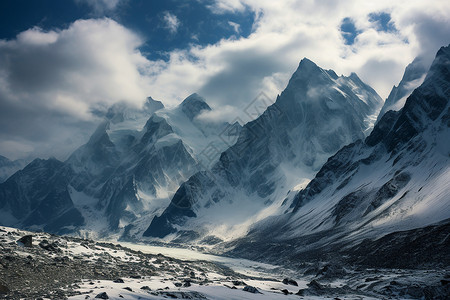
top-left (145, 58), bottom-right (383, 241)
top-left (0, 158), bottom-right (83, 233)
top-left (0, 94), bottom-right (239, 239)
top-left (377, 56), bottom-right (428, 122)
top-left (229, 45), bottom-right (450, 265)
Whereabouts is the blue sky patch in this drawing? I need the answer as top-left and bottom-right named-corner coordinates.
top-left (340, 17), bottom-right (360, 45)
top-left (0, 0), bottom-right (256, 61)
top-left (368, 12), bottom-right (397, 33)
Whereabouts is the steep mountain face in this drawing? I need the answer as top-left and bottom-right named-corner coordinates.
top-left (377, 57), bottom-right (428, 121)
top-left (87, 94), bottom-right (241, 237)
top-left (144, 58), bottom-right (383, 241)
top-left (0, 158), bottom-right (84, 233)
top-left (179, 93), bottom-right (212, 120)
top-left (0, 94), bottom-right (239, 238)
top-left (230, 45), bottom-right (450, 264)
top-left (0, 155), bottom-right (28, 183)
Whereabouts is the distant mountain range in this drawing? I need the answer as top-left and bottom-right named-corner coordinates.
top-left (0, 44), bottom-right (449, 268)
top-left (0, 155), bottom-right (28, 183)
top-left (144, 58), bottom-right (383, 242)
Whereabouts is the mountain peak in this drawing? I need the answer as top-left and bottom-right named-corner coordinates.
top-left (436, 44), bottom-right (450, 59)
top-left (0, 155), bottom-right (11, 164)
top-left (180, 93), bottom-right (209, 107)
top-left (180, 93), bottom-right (211, 120)
top-left (349, 72), bottom-right (362, 82)
top-left (288, 58), bottom-right (334, 85)
top-left (425, 44), bottom-right (450, 83)
top-left (376, 56), bottom-right (429, 122)
top-left (144, 96), bottom-right (165, 112)
top-left (297, 57), bottom-right (321, 73)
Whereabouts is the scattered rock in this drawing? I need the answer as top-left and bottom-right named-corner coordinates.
top-left (281, 289), bottom-right (291, 295)
top-left (174, 282), bottom-right (182, 287)
top-left (316, 264), bottom-right (347, 279)
top-left (243, 285), bottom-right (260, 294)
top-left (365, 277), bottom-right (380, 282)
top-left (356, 284), bottom-right (366, 289)
top-left (232, 280), bottom-right (247, 286)
top-left (296, 280), bottom-right (325, 296)
top-left (308, 279), bottom-right (324, 290)
top-left (95, 292), bottom-right (109, 299)
top-left (0, 282), bottom-right (10, 294)
top-left (17, 235), bottom-right (33, 247)
top-left (113, 279), bottom-right (124, 283)
top-left (140, 286), bottom-right (151, 291)
top-left (282, 278), bottom-right (298, 286)
top-left (123, 287), bottom-right (132, 291)
top-left (39, 240), bottom-right (60, 252)
top-left (183, 281), bottom-right (191, 287)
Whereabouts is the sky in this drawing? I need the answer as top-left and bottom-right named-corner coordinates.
top-left (0, 0), bottom-right (449, 160)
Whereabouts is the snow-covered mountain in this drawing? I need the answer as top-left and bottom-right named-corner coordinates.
top-left (0, 155), bottom-right (28, 183)
top-left (230, 45), bottom-right (450, 265)
top-left (0, 94), bottom-right (240, 239)
top-left (377, 56), bottom-right (429, 122)
top-left (0, 158), bottom-right (84, 234)
top-left (144, 58), bottom-right (383, 242)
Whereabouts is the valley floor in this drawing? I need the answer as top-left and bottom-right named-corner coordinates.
top-left (0, 226), bottom-right (448, 299)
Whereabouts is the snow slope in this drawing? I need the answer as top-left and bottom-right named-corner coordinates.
top-left (145, 58), bottom-right (383, 242)
top-left (0, 94), bottom-right (240, 240)
top-left (231, 44), bottom-right (450, 265)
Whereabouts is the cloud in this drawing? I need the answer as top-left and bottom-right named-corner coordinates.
top-left (145, 0), bottom-right (450, 109)
top-left (228, 21), bottom-right (241, 34)
top-left (196, 105), bottom-right (241, 123)
top-left (2, 1), bottom-right (450, 160)
top-left (206, 0), bottom-right (247, 14)
top-left (0, 19), bottom-right (152, 160)
top-left (162, 12), bottom-right (180, 34)
top-left (75, 0), bottom-right (123, 14)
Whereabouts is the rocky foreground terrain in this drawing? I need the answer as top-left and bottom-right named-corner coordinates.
top-left (0, 226), bottom-right (449, 299)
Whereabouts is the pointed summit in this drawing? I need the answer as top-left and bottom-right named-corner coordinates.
top-left (349, 72), bottom-right (362, 82)
top-left (179, 93), bottom-right (211, 120)
top-left (377, 56), bottom-right (429, 122)
top-left (295, 57), bottom-right (322, 76)
top-left (298, 57), bottom-right (319, 68)
top-left (286, 58), bottom-right (339, 91)
top-left (144, 96), bottom-right (164, 113)
top-left (144, 56), bottom-right (383, 240)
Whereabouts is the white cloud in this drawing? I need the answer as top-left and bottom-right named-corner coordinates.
top-left (163, 12), bottom-right (180, 34)
top-left (228, 21), bottom-right (241, 34)
top-left (144, 0), bottom-right (450, 109)
top-left (196, 105), bottom-right (241, 123)
top-left (206, 0), bottom-right (247, 14)
top-left (75, 0), bottom-right (122, 14)
top-left (0, 19), bottom-right (152, 159)
top-left (2, 0), bottom-right (450, 160)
